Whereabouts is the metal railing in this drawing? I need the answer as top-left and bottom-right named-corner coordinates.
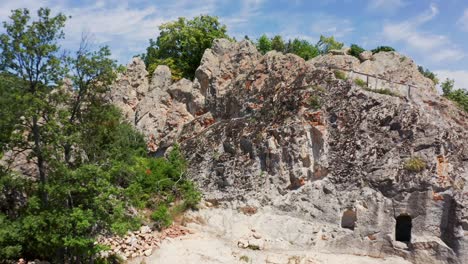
top-left (315, 63), bottom-right (420, 99)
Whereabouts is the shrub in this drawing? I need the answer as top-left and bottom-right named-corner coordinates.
top-left (151, 205), bottom-right (172, 229)
top-left (364, 87), bottom-right (400, 97)
top-left (371, 46), bottom-right (396, 54)
top-left (354, 78), bottom-right (367, 88)
top-left (308, 95), bottom-right (322, 110)
top-left (240, 255), bottom-right (250, 262)
top-left (418, 66), bottom-right (439, 85)
top-left (404, 157), bottom-right (426, 172)
top-left (348, 44), bottom-right (365, 59)
top-left (143, 15), bottom-right (231, 80)
top-left (334, 70), bottom-right (347, 80)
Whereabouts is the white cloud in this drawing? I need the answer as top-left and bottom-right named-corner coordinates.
top-left (367, 0), bottom-right (406, 12)
top-left (310, 16), bottom-right (354, 38)
top-left (0, 0), bottom-right (221, 64)
top-left (458, 9), bottom-right (468, 31)
top-left (222, 0), bottom-right (265, 29)
top-left (382, 4), bottom-right (464, 63)
top-left (435, 70), bottom-right (468, 90)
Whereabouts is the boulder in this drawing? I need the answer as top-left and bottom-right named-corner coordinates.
top-left (359, 50), bottom-right (373, 61)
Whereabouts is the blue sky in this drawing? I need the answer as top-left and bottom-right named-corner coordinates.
top-left (1, 0), bottom-right (467, 88)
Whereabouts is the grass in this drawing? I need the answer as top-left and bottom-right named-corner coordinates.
top-left (247, 244), bottom-right (260, 250)
top-left (307, 85), bottom-right (325, 110)
top-left (354, 78), bottom-right (367, 88)
top-left (239, 255), bottom-right (250, 262)
top-left (363, 87), bottom-right (401, 97)
top-left (404, 157), bottom-right (426, 172)
top-left (308, 95), bottom-right (322, 110)
top-left (334, 70), bottom-right (347, 80)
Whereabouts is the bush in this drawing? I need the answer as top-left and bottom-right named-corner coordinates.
top-left (143, 15), bottom-right (231, 80)
top-left (404, 157), bottom-right (426, 172)
top-left (348, 44), bottom-right (365, 59)
top-left (334, 70), bottom-right (347, 80)
top-left (354, 78), bottom-right (367, 88)
top-left (371, 46), bottom-right (395, 54)
top-left (418, 66), bottom-right (439, 85)
top-left (151, 205), bottom-right (172, 229)
top-left (364, 87), bottom-right (400, 97)
top-left (308, 95), bottom-right (322, 110)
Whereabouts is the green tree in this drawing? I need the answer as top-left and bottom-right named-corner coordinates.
top-left (0, 7), bottom-right (67, 206)
top-left (418, 66), bottom-right (439, 85)
top-left (371, 46), bottom-right (395, 54)
top-left (441, 78), bottom-right (455, 96)
top-left (271, 35), bottom-right (286, 52)
top-left (144, 15), bottom-right (230, 80)
top-left (287, 38), bottom-right (319, 60)
top-left (348, 44), bottom-right (365, 59)
top-left (0, 8), bottom-right (200, 262)
top-left (441, 78), bottom-right (468, 112)
top-left (316, 35), bottom-right (344, 54)
top-left (256, 34), bottom-right (272, 54)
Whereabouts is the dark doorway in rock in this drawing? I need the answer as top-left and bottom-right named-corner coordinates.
top-left (395, 215), bottom-right (412, 242)
top-left (341, 209), bottom-right (357, 230)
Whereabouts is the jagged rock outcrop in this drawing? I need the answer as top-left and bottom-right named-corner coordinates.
top-left (110, 39), bottom-right (468, 264)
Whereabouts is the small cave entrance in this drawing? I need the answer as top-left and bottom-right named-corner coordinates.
top-left (341, 209), bottom-right (357, 230)
top-left (395, 215), bottom-right (412, 242)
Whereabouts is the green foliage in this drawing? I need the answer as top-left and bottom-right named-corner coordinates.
top-left (441, 78), bottom-right (455, 96)
top-left (147, 57), bottom-right (183, 81)
top-left (316, 35), bottom-right (344, 54)
top-left (286, 39), bottom-right (319, 60)
top-left (441, 78), bottom-right (468, 112)
top-left (253, 35), bottom-right (320, 60)
top-left (404, 157), bottom-right (426, 172)
top-left (371, 46), bottom-right (395, 54)
top-left (348, 44), bottom-right (365, 59)
top-left (308, 95), bottom-right (321, 110)
top-left (0, 8), bottom-right (200, 262)
top-left (364, 87), bottom-right (400, 97)
top-left (334, 70), bottom-right (347, 80)
top-left (418, 66), bottom-right (439, 85)
top-left (271, 35), bottom-right (286, 52)
top-left (354, 78), bottom-right (367, 88)
top-left (151, 205), bottom-right (172, 229)
top-left (257, 34), bottom-right (272, 54)
top-left (143, 15), bottom-right (230, 80)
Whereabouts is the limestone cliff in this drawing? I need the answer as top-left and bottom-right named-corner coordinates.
top-left (110, 39), bottom-right (468, 264)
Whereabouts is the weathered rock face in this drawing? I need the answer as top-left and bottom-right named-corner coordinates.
top-left (110, 39), bottom-right (468, 264)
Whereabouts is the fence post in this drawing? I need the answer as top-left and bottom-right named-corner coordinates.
top-left (366, 75), bottom-right (369, 87)
top-left (408, 85), bottom-right (411, 99)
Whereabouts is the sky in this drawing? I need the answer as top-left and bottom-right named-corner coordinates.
top-left (0, 0), bottom-right (467, 89)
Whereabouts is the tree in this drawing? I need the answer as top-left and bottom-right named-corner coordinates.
top-left (0, 8), bottom-right (200, 262)
top-left (287, 38), bottom-right (319, 60)
top-left (256, 34), bottom-right (272, 54)
top-left (418, 66), bottom-right (439, 85)
top-left (348, 44), bottom-right (365, 59)
top-left (0, 7), bottom-right (67, 206)
top-left (441, 78), bottom-right (468, 112)
top-left (144, 15), bottom-right (230, 80)
top-left (271, 35), bottom-right (285, 52)
top-left (371, 46), bottom-right (395, 54)
top-left (316, 35), bottom-right (344, 54)
top-left (441, 78), bottom-right (455, 96)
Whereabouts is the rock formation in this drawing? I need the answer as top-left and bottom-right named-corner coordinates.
top-left (110, 39), bottom-right (468, 264)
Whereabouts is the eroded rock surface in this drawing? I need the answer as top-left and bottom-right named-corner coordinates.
top-left (110, 39), bottom-right (468, 264)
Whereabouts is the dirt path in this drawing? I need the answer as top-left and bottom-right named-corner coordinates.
top-left (130, 207), bottom-right (410, 264)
